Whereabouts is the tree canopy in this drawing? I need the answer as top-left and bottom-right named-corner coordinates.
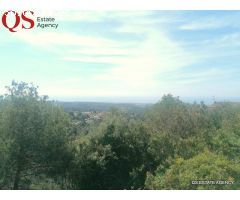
top-left (0, 82), bottom-right (239, 189)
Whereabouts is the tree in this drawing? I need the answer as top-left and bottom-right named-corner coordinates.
top-left (70, 110), bottom-right (152, 189)
top-left (145, 150), bottom-right (240, 189)
top-left (0, 81), bottom-right (72, 189)
top-left (1, 82), bottom-right (240, 190)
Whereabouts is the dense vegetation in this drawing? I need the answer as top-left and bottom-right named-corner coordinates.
top-left (0, 81), bottom-right (239, 189)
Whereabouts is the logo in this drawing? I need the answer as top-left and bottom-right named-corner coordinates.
top-left (0, 11), bottom-right (34, 32)
top-left (0, 10), bottom-right (59, 32)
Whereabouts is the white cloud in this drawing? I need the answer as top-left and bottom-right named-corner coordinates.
top-left (180, 19), bottom-right (224, 30)
top-left (179, 13), bottom-right (240, 30)
top-left (87, 32), bottom-right (197, 96)
top-left (9, 11), bottom-right (201, 97)
top-left (168, 68), bottom-right (238, 85)
top-left (53, 11), bottom-right (153, 22)
top-left (16, 31), bottom-right (118, 48)
top-left (40, 30), bottom-right (197, 97)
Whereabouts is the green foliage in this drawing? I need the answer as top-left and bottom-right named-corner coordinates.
top-left (212, 117), bottom-right (240, 159)
top-left (0, 81), bottom-right (72, 189)
top-left (69, 111), bottom-right (151, 189)
top-left (145, 150), bottom-right (240, 189)
top-left (1, 82), bottom-right (240, 190)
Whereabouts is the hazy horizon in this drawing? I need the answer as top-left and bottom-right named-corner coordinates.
top-left (49, 95), bottom-right (240, 104)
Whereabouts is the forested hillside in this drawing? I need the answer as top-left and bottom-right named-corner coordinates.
top-left (0, 81), bottom-right (239, 189)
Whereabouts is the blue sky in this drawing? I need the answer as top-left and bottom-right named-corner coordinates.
top-left (0, 11), bottom-right (240, 103)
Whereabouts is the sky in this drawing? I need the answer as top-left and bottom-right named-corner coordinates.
top-left (0, 11), bottom-right (240, 103)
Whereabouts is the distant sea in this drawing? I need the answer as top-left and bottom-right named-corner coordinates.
top-left (50, 96), bottom-right (240, 105)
